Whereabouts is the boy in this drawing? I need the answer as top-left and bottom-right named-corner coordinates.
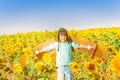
top-left (35, 27), bottom-right (94, 80)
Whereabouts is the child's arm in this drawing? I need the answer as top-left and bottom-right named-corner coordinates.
top-left (72, 42), bottom-right (94, 50)
top-left (34, 42), bottom-right (57, 55)
top-left (35, 49), bottom-right (45, 55)
top-left (79, 44), bottom-right (94, 50)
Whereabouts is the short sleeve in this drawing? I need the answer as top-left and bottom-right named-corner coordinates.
top-left (71, 42), bottom-right (79, 49)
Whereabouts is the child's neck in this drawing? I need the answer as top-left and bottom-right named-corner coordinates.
top-left (60, 41), bottom-right (68, 43)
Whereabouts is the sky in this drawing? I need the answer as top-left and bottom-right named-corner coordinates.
top-left (0, 0), bottom-right (120, 35)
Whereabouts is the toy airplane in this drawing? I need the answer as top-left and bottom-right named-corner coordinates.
top-left (32, 36), bottom-right (107, 60)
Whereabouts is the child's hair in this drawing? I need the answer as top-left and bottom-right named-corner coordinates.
top-left (58, 27), bottom-right (71, 42)
top-left (57, 27), bottom-right (73, 51)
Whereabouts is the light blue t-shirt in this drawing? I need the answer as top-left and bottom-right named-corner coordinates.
top-left (43, 41), bottom-right (79, 66)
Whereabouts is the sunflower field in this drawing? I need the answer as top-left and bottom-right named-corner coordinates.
top-left (0, 27), bottom-right (120, 80)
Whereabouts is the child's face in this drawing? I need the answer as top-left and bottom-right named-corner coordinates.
top-left (59, 34), bottom-right (67, 42)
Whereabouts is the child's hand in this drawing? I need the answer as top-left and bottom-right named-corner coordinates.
top-left (35, 50), bottom-right (39, 55)
top-left (34, 49), bottom-right (44, 56)
top-left (87, 45), bottom-right (94, 50)
top-left (32, 50), bottom-right (39, 58)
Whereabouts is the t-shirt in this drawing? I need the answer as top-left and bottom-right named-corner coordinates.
top-left (43, 41), bottom-right (79, 66)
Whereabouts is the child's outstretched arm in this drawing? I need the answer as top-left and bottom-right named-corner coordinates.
top-left (79, 44), bottom-right (94, 50)
top-left (35, 49), bottom-right (45, 55)
top-left (34, 42), bottom-right (57, 56)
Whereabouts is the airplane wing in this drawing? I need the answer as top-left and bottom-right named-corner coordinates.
top-left (32, 37), bottom-right (107, 60)
top-left (32, 38), bottom-right (56, 60)
top-left (71, 36), bottom-right (107, 60)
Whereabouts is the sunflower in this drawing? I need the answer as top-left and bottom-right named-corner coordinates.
top-left (89, 56), bottom-right (95, 61)
top-left (94, 57), bottom-right (103, 66)
top-left (42, 54), bottom-right (52, 63)
top-left (111, 55), bottom-right (120, 75)
top-left (85, 62), bottom-right (97, 73)
top-left (0, 57), bottom-right (5, 65)
top-left (22, 48), bottom-right (33, 57)
top-left (34, 62), bottom-right (44, 71)
top-left (13, 64), bottom-right (22, 73)
top-left (19, 54), bottom-right (29, 67)
top-left (69, 62), bottom-right (80, 72)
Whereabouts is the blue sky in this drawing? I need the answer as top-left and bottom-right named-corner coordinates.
top-left (0, 0), bottom-right (120, 35)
